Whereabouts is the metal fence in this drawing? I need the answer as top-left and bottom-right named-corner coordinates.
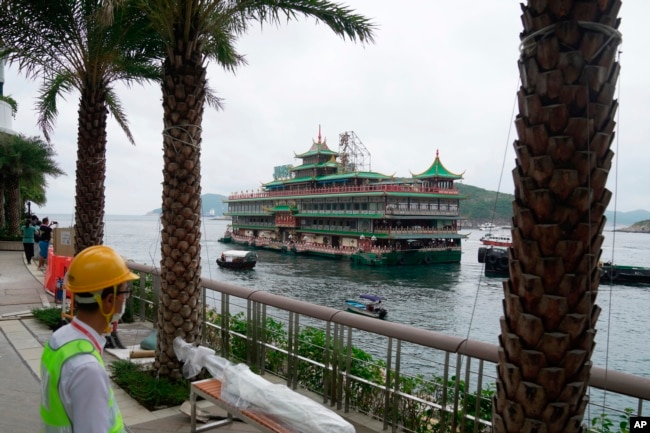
top-left (127, 262), bottom-right (650, 433)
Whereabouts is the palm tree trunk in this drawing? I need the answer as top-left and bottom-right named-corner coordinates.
top-left (155, 45), bottom-right (205, 379)
top-left (0, 183), bottom-right (5, 228)
top-left (493, 2), bottom-right (622, 432)
top-left (74, 83), bottom-right (108, 252)
top-left (6, 176), bottom-right (21, 236)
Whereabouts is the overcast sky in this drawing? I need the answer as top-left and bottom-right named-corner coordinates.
top-left (4, 1), bottom-right (649, 216)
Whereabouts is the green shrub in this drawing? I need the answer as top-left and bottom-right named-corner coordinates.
top-left (110, 360), bottom-right (189, 410)
top-left (32, 307), bottom-right (68, 330)
top-left (589, 408), bottom-right (632, 433)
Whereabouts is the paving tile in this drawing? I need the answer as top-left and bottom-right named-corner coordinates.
top-left (0, 251), bottom-right (384, 433)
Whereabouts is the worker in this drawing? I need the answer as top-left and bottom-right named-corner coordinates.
top-left (40, 245), bottom-right (138, 433)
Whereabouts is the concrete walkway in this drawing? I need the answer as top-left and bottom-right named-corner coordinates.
top-left (0, 250), bottom-right (380, 433)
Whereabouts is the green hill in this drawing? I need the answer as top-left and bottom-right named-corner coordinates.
top-left (457, 183), bottom-right (513, 225)
top-left (618, 219), bottom-right (650, 233)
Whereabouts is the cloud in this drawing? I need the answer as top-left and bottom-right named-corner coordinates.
top-left (4, 0), bottom-right (649, 214)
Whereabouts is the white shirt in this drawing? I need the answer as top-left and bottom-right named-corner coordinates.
top-left (47, 317), bottom-right (117, 433)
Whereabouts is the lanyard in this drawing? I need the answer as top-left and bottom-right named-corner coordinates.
top-left (70, 319), bottom-right (102, 353)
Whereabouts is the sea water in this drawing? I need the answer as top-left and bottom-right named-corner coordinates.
top-left (49, 213), bottom-right (650, 382)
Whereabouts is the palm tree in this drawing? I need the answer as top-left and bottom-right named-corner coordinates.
top-left (0, 0), bottom-right (162, 251)
top-left (493, 2), bottom-right (622, 432)
top-left (0, 132), bottom-right (64, 236)
top-left (133, 0), bottom-right (375, 378)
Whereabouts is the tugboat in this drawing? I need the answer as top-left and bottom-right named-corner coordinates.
top-left (478, 246), bottom-right (509, 278)
top-left (599, 262), bottom-right (650, 285)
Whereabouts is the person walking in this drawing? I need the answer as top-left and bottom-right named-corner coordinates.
top-left (21, 218), bottom-right (38, 264)
top-left (40, 245), bottom-right (138, 433)
top-left (37, 217), bottom-right (56, 271)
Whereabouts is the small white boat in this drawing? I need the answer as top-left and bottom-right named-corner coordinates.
top-left (478, 223), bottom-right (497, 231)
top-left (344, 294), bottom-right (387, 319)
top-left (216, 250), bottom-right (257, 269)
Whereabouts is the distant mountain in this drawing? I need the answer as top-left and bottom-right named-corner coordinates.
top-left (147, 193), bottom-right (228, 216)
top-left (604, 209), bottom-right (650, 227)
top-left (456, 184), bottom-right (650, 227)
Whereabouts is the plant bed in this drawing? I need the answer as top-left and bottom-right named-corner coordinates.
top-left (110, 360), bottom-right (190, 411)
top-left (0, 240), bottom-right (23, 251)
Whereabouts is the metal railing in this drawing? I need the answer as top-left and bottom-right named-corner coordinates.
top-left (127, 262), bottom-right (650, 432)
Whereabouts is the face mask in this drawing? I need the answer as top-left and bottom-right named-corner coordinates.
top-left (111, 301), bottom-right (126, 323)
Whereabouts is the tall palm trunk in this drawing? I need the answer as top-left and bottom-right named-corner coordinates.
top-left (0, 183), bottom-right (5, 228)
top-left (6, 176), bottom-right (21, 236)
top-left (493, 2), bottom-right (622, 432)
top-left (74, 83), bottom-right (108, 252)
top-left (155, 44), bottom-right (205, 379)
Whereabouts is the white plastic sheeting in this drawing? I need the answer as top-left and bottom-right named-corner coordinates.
top-left (174, 337), bottom-right (355, 433)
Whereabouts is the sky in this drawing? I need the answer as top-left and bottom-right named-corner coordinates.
top-left (3, 1), bottom-right (649, 216)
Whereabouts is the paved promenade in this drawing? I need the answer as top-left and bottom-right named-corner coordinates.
top-left (0, 249), bottom-right (380, 433)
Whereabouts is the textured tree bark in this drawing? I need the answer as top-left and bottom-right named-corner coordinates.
top-left (155, 43), bottom-right (205, 379)
top-left (6, 176), bottom-right (20, 236)
top-left (493, 1), bottom-right (622, 432)
top-left (74, 82), bottom-right (108, 253)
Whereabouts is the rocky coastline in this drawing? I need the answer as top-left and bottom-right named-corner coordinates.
top-left (617, 220), bottom-right (650, 233)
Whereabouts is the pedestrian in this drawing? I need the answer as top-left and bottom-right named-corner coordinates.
top-left (40, 245), bottom-right (138, 433)
top-left (37, 217), bottom-right (56, 271)
top-left (21, 218), bottom-right (38, 264)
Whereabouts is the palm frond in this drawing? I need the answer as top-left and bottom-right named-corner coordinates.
top-left (36, 73), bottom-right (75, 143)
top-left (105, 88), bottom-right (136, 145)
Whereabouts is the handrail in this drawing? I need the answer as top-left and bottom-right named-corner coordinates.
top-left (227, 184), bottom-right (460, 200)
top-left (128, 261), bottom-right (650, 400)
top-left (127, 261), bottom-right (650, 427)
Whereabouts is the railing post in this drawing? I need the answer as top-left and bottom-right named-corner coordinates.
top-left (152, 273), bottom-right (160, 328)
top-left (220, 293), bottom-right (230, 358)
top-left (246, 299), bottom-right (254, 367)
top-left (440, 351), bottom-right (450, 432)
top-left (391, 339), bottom-right (402, 433)
top-left (259, 304), bottom-right (267, 375)
top-left (324, 321), bottom-right (332, 405)
top-left (335, 323), bottom-right (345, 410)
top-left (344, 326), bottom-right (352, 413)
top-left (137, 274), bottom-right (145, 321)
top-left (460, 356), bottom-right (472, 433)
top-left (451, 355), bottom-right (463, 432)
top-left (473, 359), bottom-right (485, 433)
top-left (383, 337), bottom-right (393, 431)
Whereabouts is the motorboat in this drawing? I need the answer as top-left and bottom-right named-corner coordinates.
top-left (344, 294), bottom-right (387, 319)
top-left (216, 250), bottom-right (257, 269)
top-left (479, 233), bottom-right (512, 248)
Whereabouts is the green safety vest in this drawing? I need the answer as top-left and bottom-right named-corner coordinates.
top-left (40, 339), bottom-right (124, 433)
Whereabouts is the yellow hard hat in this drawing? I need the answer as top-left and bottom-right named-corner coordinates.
top-left (65, 245), bottom-right (138, 293)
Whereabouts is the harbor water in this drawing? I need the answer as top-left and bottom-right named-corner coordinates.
top-left (51, 214), bottom-right (650, 382)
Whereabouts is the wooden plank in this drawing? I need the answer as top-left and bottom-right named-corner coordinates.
top-left (190, 379), bottom-right (296, 433)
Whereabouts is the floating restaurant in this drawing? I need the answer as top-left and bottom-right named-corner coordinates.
top-left (223, 130), bottom-right (466, 266)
